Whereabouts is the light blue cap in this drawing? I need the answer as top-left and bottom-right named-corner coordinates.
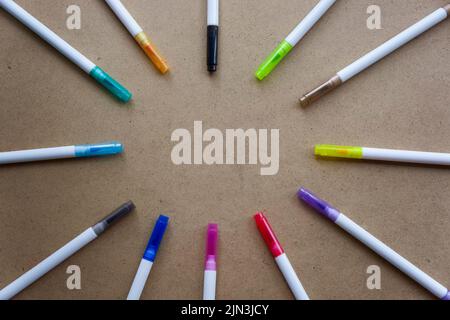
top-left (75, 141), bottom-right (123, 158)
top-left (143, 215), bottom-right (170, 262)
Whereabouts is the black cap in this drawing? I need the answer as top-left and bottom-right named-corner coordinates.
top-left (207, 25), bottom-right (219, 73)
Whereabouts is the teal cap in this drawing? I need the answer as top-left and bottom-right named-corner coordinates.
top-left (89, 66), bottom-right (132, 103)
top-left (255, 40), bottom-right (293, 81)
top-left (75, 141), bottom-right (123, 158)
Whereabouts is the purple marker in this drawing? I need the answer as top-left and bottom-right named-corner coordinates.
top-left (203, 223), bottom-right (218, 300)
top-left (298, 187), bottom-right (449, 300)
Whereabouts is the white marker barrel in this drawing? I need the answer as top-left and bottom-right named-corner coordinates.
top-left (275, 253), bottom-right (310, 300)
top-left (363, 147), bottom-right (450, 165)
top-left (127, 259), bottom-right (153, 300)
top-left (203, 270), bottom-right (217, 300)
top-left (338, 8), bottom-right (448, 82)
top-left (0, 0), bottom-right (95, 73)
top-left (105, 0), bottom-right (143, 36)
top-left (207, 0), bottom-right (219, 26)
top-left (336, 215), bottom-right (448, 299)
top-left (286, 0), bottom-right (336, 46)
top-left (0, 146), bottom-right (75, 165)
top-left (0, 228), bottom-right (97, 300)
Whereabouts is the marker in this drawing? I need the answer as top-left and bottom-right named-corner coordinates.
top-left (0, 201), bottom-right (135, 300)
top-left (298, 188), bottom-right (449, 300)
top-left (0, 141), bottom-right (123, 165)
top-left (105, 0), bottom-right (169, 74)
top-left (254, 213), bottom-right (309, 300)
top-left (315, 144), bottom-right (450, 166)
top-left (203, 223), bottom-right (218, 300)
top-left (255, 0), bottom-right (336, 80)
top-left (207, 0), bottom-right (219, 72)
top-left (0, 0), bottom-right (132, 102)
top-left (127, 215), bottom-right (169, 300)
top-left (299, 4), bottom-right (450, 106)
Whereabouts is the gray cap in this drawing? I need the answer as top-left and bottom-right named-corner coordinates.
top-left (92, 201), bottom-right (136, 236)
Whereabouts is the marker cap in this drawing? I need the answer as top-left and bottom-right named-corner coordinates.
top-left (207, 26), bottom-right (219, 72)
top-left (89, 66), bottom-right (132, 102)
top-left (254, 212), bottom-right (284, 258)
top-left (205, 223), bottom-right (218, 270)
top-left (92, 201), bottom-right (136, 235)
top-left (75, 141), bottom-right (123, 158)
top-left (315, 145), bottom-right (363, 159)
top-left (442, 291), bottom-right (450, 300)
top-left (135, 32), bottom-right (169, 74)
top-left (298, 188), bottom-right (340, 222)
top-left (255, 40), bottom-right (293, 81)
top-left (143, 215), bottom-right (170, 262)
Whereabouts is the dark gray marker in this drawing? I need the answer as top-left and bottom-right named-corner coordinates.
top-left (0, 201), bottom-right (136, 300)
top-left (93, 201), bottom-right (135, 235)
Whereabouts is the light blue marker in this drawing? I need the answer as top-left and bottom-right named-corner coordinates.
top-left (0, 141), bottom-right (123, 165)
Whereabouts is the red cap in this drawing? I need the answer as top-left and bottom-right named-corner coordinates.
top-left (254, 212), bottom-right (284, 258)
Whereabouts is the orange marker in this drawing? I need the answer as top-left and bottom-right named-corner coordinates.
top-left (105, 0), bottom-right (169, 74)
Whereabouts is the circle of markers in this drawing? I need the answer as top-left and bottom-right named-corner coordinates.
top-left (0, 0), bottom-right (449, 301)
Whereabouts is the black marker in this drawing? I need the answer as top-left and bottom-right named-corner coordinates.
top-left (207, 0), bottom-right (219, 72)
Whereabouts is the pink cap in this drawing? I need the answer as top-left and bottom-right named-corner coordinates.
top-left (205, 223), bottom-right (218, 271)
top-left (254, 212), bottom-right (284, 258)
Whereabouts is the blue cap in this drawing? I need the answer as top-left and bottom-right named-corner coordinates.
top-left (143, 215), bottom-right (169, 262)
top-left (75, 141), bottom-right (123, 158)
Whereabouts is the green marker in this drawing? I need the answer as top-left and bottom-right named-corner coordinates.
top-left (255, 0), bottom-right (337, 80)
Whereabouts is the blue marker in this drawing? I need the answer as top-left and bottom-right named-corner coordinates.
top-left (0, 141), bottom-right (123, 165)
top-left (127, 215), bottom-right (169, 300)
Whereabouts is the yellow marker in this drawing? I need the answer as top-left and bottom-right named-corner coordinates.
top-left (106, 0), bottom-right (169, 74)
top-left (316, 144), bottom-right (450, 166)
top-left (315, 145), bottom-right (363, 159)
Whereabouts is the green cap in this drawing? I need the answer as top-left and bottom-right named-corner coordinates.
top-left (89, 66), bottom-right (132, 103)
top-left (255, 40), bottom-right (293, 81)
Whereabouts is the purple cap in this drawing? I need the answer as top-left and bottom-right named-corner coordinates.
top-left (205, 224), bottom-right (218, 271)
top-left (442, 291), bottom-right (450, 300)
top-left (297, 188), bottom-right (341, 222)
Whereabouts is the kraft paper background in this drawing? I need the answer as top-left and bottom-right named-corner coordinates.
top-left (0, 0), bottom-right (449, 300)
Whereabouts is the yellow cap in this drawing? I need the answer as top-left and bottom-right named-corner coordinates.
top-left (315, 145), bottom-right (363, 159)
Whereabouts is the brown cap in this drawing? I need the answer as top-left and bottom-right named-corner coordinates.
top-left (444, 4), bottom-right (450, 15)
top-left (299, 75), bottom-right (342, 107)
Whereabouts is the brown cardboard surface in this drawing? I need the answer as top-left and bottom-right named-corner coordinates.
top-left (0, 0), bottom-right (449, 300)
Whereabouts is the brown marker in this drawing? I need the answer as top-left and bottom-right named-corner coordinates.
top-left (300, 4), bottom-right (450, 107)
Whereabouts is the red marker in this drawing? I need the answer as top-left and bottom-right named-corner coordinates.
top-left (254, 213), bottom-right (310, 300)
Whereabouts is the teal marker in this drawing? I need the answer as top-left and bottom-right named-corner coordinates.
top-left (255, 0), bottom-right (337, 80)
top-left (0, 0), bottom-right (132, 102)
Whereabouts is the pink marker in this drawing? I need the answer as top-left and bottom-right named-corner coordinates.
top-left (254, 213), bottom-right (310, 300)
top-left (203, 223), bottom-right (218, 300)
